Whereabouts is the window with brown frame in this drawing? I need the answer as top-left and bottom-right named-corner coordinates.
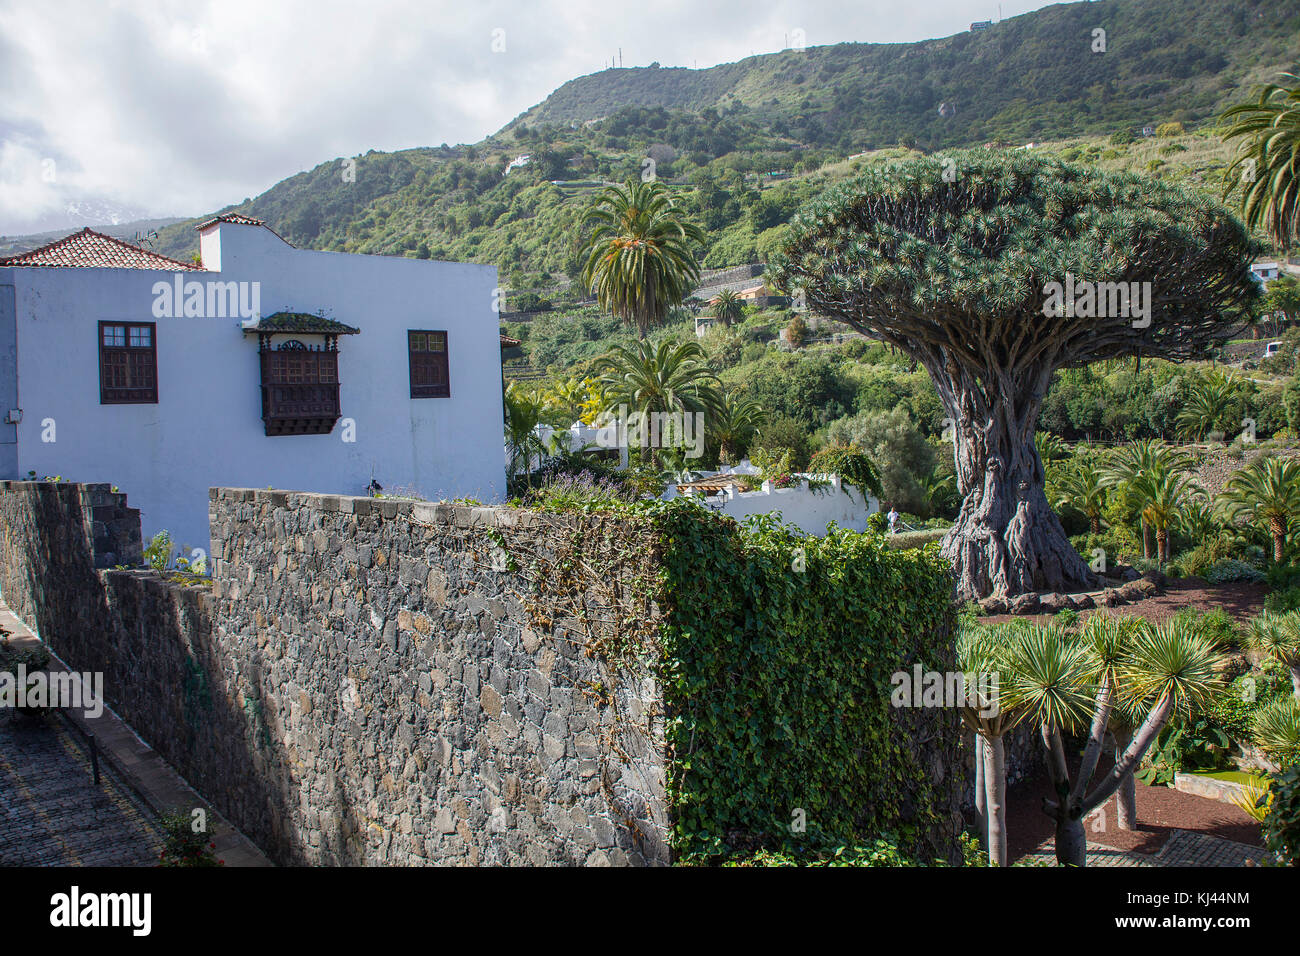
top-left (99, 321), bottom-right (158, 404)
top-left (258, 339), bottom-right (341, 436)
top-left (408, 330), bottom-right (450, 398)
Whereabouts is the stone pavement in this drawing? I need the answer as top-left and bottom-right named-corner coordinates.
top-left (0, 601), bottom-right (270, 867)
top-left (1020, 829), bottom-right (1271, 867)
top-left (0, 710), bottom-right (162, 866)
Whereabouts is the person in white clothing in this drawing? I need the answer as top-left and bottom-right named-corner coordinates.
top-left (886, 505), bottom-right (901, 534)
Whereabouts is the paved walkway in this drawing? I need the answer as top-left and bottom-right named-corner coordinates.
top-left (0, 710), bottom-right (162, 866)
top-left (0, 601), bottom-right (270, 866)
top-left (1021, 829), bottom-right (1271, 867)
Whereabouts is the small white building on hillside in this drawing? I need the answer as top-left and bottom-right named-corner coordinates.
top-left (0, 215), bottom-right (504, 553)
top-left (665, 464), bottom-right (879, 535)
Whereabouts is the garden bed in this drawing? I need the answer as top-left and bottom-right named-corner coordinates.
top-left (982, 578), bottom-right (1268, 628)
top-left (1000, 758), bottom-right (1265, 863)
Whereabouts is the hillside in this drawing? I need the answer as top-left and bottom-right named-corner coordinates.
top-left (509, 0), bottom-right (1299, 148)
top-left (51, 0), bottom-right (1300, 292)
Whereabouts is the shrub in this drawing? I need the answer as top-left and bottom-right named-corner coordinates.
top-left (519, 470), bottom-right (638, 513)
top-left (656, 503), bottom-right (959, 863)
top-left (884, 528), bottom-right (947, 550)
top-left (1262, 764), bottom-right (1300, 865)
top-left (1205, 559), bottom-right (1265, 584)
top-left (719, 837), bottom-right (921, 866)
top-left (1171, 534), bottom-right (1235, 578)
top-left (1173, 607), bottom-right (1242, 649)
top-left (1267, 587), bottom-right (1300, 615)
top-left (823, 408), bottom-right (936, 514)
top-left (1053, 608), bottom-right (1081, 630)
top-left (806, 443), bottom-right (884, 498)
top-left (785, 314), bottom-right (809, 348)
top-left (157, 810), bottom-right (223, 867)
top-left (1208, 675), bottom-right (1264, 741)
top-left (143, 530), bottom-right (175, 573)
top-left (1071, 525), bottom-right (1143, 566)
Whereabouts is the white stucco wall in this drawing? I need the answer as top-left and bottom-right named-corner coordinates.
top-left (1, 222), bottom-right (504, 554)
top-left (672, 475), bottom-right (879, 535)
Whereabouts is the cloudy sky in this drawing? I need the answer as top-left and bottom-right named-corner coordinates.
top-left (0, 0), bottom-right (1057, 234)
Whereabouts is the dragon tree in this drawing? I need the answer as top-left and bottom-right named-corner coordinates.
top-left (771, 152), bottom-right (1260, 600)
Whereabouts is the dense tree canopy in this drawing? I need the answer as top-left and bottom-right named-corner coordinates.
top-left (770, 150), bottom-right (1261, 599)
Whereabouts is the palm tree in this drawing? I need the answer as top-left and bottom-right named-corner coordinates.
top-left (1221, 74), bottom-right (1300, 247)
top-left (709, 392), bottom-right (763, 465)
top-left (1247, 611), bottom-right (1300, 697)
top-left (1102, 441), bottom-right (1194, 560)
top-left (710, 289), bottom-right (745, 327)
top-left (1130, 469), bottom-right (1204, 563)
top-left (1003, 617), bottom-right (1222, 866)
top-left (1034, 432), bottom-right (1070, 468)
top-left (592, 339), bottom-right (722, 468)
top-left (579, 180), bottom-right (706, 339)
top-left (1177, 493), bottom-right (1223, 543)
top-left (504, 382), bottom-right (552, 487)
top-left (1053, 460), bottom-right (1108, 535)
top-left (1176, 370), bottom-right (1238, 441)
top-left (542, 375), bottom-right (593, 427)
top-left (1220, 456), bottom-right (1300, 562)
top-left (957, 622), bottom-right (1029, 866)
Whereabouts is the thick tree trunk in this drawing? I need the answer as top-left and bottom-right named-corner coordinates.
top-left (1115, 729), bottom-right (1137, 830)
top-left (1157, 529), bottom-right (1170, 564)
top-left (1142, 519), bottom-right (1153, 561)
top-left (974, 735), bottom-right (987, 848)
top-left (984, 734), bottom-right (1007, 866)
top-left (939, 395), bottom-right (1097, 600)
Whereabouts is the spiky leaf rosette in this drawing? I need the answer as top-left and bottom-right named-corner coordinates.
top-left (769, 150), bottom-right (1262, 368)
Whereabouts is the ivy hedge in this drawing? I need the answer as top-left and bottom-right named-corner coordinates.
top-left (649, 502), bottom-right (962, 864)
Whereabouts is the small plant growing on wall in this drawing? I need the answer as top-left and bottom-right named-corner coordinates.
top-left (157, 810), bottom-right (224, 867)
top-left (143, 531), bottom-right (175, 573)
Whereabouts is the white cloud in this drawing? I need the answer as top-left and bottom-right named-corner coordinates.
top-left (0, 0), bottom-right (1053, 232)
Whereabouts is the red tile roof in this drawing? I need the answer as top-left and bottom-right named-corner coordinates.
top-left (195, 212), bottom-right (267, 230)
top-left (499, 333), bottom-right (521, 347)
top-left (0, 228), bottom-right (203, 271)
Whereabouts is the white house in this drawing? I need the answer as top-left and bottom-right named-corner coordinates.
top-left (0, 215), bottom-right (505, 553)
top-left (1252, 261), bottom-right (1282, 284)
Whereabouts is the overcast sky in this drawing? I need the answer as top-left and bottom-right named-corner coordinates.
top-left (0, 0), bottom-right (1059, 234)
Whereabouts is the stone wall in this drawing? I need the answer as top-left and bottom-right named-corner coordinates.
top-left (0, 481), bottom-right (668, 865)
top-left (204, 488), bottom-right (668, 865)
top-left (1, 480), bottom-right (966, 866)
top-left (0, 480), bottom-right (142, 640)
